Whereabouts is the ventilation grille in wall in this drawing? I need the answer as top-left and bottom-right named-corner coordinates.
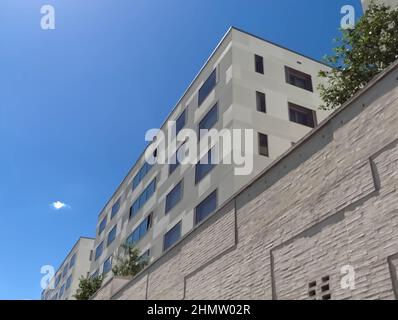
top-left (308, 275), bottom-right (331, 300)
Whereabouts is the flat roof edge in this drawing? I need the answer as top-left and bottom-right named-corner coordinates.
top-left (108, 59), bottom-right (398, 298)
top-left (95, 26), bottom-right (332, 218)
top-left (230, 26), bottom-right (332, 68)
top-left (43, 236), bottom-right (95, 293)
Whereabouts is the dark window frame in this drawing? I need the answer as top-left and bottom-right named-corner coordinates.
top-left (163, 221), bottom-right (182, 252)
top-left (198, 103), bottom-right (219, 139)
top-left (129, 178), bottom-right (157, 220)
top-left (195, 190), bottom-right (218, 225)
top-left (111, 197), bottom-right (121, 219)
top-left (107, 225), bottom-right (117, 247)
top-left (165, 180), bottom-right (183, 214)
top-left (126, 213), bottom-right (153, 247)
top-left (198, 69), bottom-right (217, 107)
top-left (255, 54), bottom-right (264, 74)
top-left (132, 162), bottom-right (154, 191)
top-left (285, 66), bottom-right (313, 92)
top-left (195, 148), bottom-right (216, 184)
top-left (169, 142), bottom-right (186, 176)
top-left (176, 109), bottom-right (187, 135)
top-left (256, 91), bottom-right (266, 113)
top-left (98, 216), bottom-right (107, 236)
top-left (103, 256), bottom-right (113, 275)
top-left (288, 102), bottom-right (317, 128)
top-left (258, 133), bottom-right (269, 157)
top-left (95, 241), bottom-right (104, 261)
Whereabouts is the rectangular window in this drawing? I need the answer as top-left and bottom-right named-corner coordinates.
top-left (169, 143), bottom-right (186, 175)
top-left (164, 222), bottom-right (181, 252)
top-left (59, 284), bottom-right (65, 298)
top-left (111, 197), bottom-right (121, 219)
top-left (65, 275), bottom-right (72, 290)
top-left (127, 228), bottom-right (139, 246)
top-left (55, 274), bottom-right (61, 288)
top-left (62, 267), bottom-right (68, 278)
top-left (199, 103), bottom-right (218, 136)
top-left (132, 162), bottom-right (154, 191)
top-left (103, 256), bottom-right (112, 275)
top-left (69, 253), bottom-right (76, 269)
top-left (165, 181), bottom-right (183, 214)
top-left (198, 69), bottom-right (217, 106)
top-left (195, 149), bottom-right (215, 184)
top-left (138, 215), bottom-right (151, 238)
top-left (288, 103), bottom-right (316, 128)
top-left (91, 269), bottom-right (99, 279)
top-left (95, 241), bottom-right (104, 261)
top-left (126, 214), bottom-right (152, 247)
top-left (176, 110), bottom-right (186, 135)
top-left (146, 179), bottom-right (156, 198)
top-left (285, 66), bottom-right (313, 91)
top-left (256, 91), bottom-right (266, 113)
top-left (107, 225), bottom-right (117, 247)
top-left (132, 175), bottom-right (140, 190)
top-left (255, 54), bottom-right (264, 74)
top-left (130, 200), bottom-right (140, 220)
top-left (139, 189), bottom-right (148, 207)
top-left (139, 165), bottom-right (146, 180)
top-left (195, 190), bottom-right (217, 225)
top-left (98, 216), bottom-right (107, 235)
top-left (258, 133), bottom-right (269, 157)
top-left (130, 178), bottom-right (156, 220)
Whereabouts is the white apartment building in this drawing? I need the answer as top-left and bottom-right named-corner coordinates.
top-left (88, 27), bottom-right (334, 285)
top-left (41, 237), bottom-right (94, 300)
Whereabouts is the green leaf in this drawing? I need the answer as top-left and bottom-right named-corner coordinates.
top-left (319, 3), bottom-right (398, 110)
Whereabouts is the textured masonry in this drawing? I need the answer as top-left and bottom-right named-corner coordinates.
top-left (93, 62), bottom-right (398, 300)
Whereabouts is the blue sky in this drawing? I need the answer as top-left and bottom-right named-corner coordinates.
top-left (0, 0), bottom-right (362, 300)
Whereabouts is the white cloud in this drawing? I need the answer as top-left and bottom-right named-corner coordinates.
top-left (51, 201), bottom-right (70, 210)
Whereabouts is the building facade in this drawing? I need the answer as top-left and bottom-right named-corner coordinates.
top-left (41, 237), bottom-right (94, 300)
top-left (88, 27), bottom-right (333, 284)
top-left (92, 60), bottom-right (398, 300)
